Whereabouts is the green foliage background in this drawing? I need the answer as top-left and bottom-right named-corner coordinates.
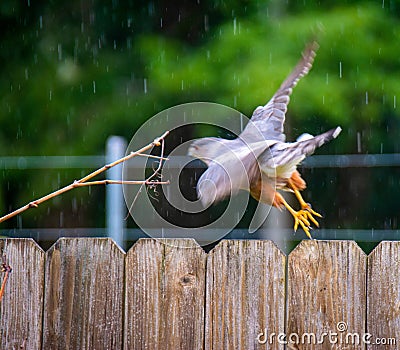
top-left (0, 0), bottom-right (399, 231)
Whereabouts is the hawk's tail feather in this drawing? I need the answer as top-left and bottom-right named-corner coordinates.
top-left (270, 126), bottom-right (342, 167)
top-left (299, 126), bottom-right (342, 156)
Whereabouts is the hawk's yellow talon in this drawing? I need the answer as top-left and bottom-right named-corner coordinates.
top-left (302, 204), bottom-right (322, 219)
top-left (285, 179), bottom-right (322, 237)
top-left (294, 221), bottom-right (298, 232)
top-left (301, 208), bottom-right (320, 227)
top-left (282, 201), bottom-right (315, 239)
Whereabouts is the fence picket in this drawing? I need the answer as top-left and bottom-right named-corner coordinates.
top-left (42, 238), bottom-right (125, 349)
top-left (2, 238), bottom-right (399, 349)
top-left (124, 238), bottom-right (206, 350)
top-left (367, 241), bottom-right (400, 349)
top-left (287, 240), bottom-right (366, 349)
top-left (205, 240), bottom-right (285, 350)
top-left (0, 238), bottom-right (45, 349)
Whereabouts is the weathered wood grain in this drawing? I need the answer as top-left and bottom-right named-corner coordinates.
top-left (4, 237), bottom-right (400, 349)
top-left (124, 238), bottom-right (206, 350)
top-left (42, 238), bottom-right (125, 349)
top-left (287, 240), bottom-right (366, 349)
top-left (0, 238), bottom-right (45, 349)
top-left (205, 240), bottom-right (285, 350)
top-left (367, 241), bottom-right (400, 349)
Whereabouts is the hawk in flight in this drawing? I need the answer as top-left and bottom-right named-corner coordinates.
top-left (188, 42), bottom-right (341, 238)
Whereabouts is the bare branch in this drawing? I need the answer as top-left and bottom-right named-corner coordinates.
top-left (78, 130), bottom-right (169, 184)
top-left (0, 131), bottom-right (170, 224)
top-left (74, 180), bottom-right (170, 187)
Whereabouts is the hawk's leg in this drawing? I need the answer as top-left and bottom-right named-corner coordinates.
top-left (273, 192), bottom-right (314, 239)
top-left (287, 174), bottom-right (322, 229)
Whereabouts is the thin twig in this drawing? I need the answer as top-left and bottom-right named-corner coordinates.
top-left (77, 130), bottom-right (169, 184)
top-left (145, 138), bottom-right (165, 183)
top-left (0, 131), bottom-right (170, 224)
top-left (0, 254), bottom-right (12, 302)
top-left (19, 338), bottom-right (27, 350)
top-left (126, 134), bottom-right (167, 217)
top-left (136, 153), bottom-right (169, 161)
top-left (73, 180), bottom-right (170, 187)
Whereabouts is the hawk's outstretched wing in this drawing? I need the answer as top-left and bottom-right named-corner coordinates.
top-left (240, 41), bottom-right (319, 144)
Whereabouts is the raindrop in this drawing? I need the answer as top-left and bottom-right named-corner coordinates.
top-left (339, 61), bottom-right (342, 78)
top-left (58, 44), bottom-right (62, 61)
top-left (89, 11), bottom-right (95, 25)
top-left (181, 80), bottom-right (184, 90)
top-left (365, 91), bottom-right (368, 105)
top-left (233, 18), bottom-right (237, 35)
top-left (382, 0), bottom-right (385, 8)
top-left (143, 78), bottom-right (147, 93)
top-left (148, 2), bottom-right (155, 15)
top-left (357, 132), bottom-right (361, 153)
top-left (72, 197), bottom-right (78, 212)
top-left (59, 212), bottom-right (64, 227)
top-left (49, 90), bottom-right (52, 101)
top-left (127, 17), bottom-right (132, 28)
top-left (394, 95), bottom-right (397, 109)
top-left (25, 68), bottom-right (29, 80)
top-left (113, 40), bottom-right (117, 50)
top-left (204, 15), bottom-right (209, 32)
top-left (74, 39), bottom-right (79, 63)
top-left (326, 73), bottom-right (329, 85)
top-left (322, 95), bottom-right (325, 104)
top-left (160, 17), bottom-right (163, 28)
top-left (39, 16), bottom-right (43, 29)
top-left (93, 81), bottom-right (96, 94)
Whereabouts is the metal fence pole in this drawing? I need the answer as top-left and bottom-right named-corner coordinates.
top-left (106, 136), bottom-right (127, 249)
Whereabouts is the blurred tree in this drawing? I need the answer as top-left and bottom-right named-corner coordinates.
top-left (0, 1), bottom-right (399, 231)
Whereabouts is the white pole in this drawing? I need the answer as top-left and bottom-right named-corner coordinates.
top-left (106, 136), bottom-right (127, 249)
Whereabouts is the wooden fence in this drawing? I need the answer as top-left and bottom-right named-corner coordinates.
top-left (0, 238), bottom-right (399, 349)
